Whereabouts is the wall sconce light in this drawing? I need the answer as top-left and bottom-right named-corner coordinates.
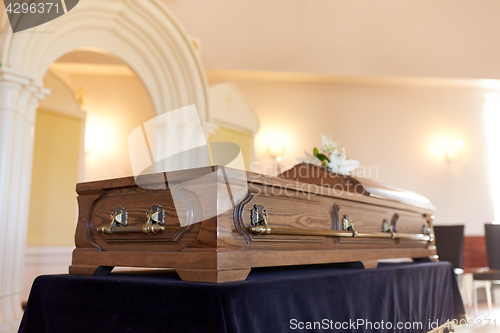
top-left (265, 134), bottom-right (287, 174)
top-left (76, 87), bottom-right (87, 108)
top-left (444, 139), bottom-right (463, 162)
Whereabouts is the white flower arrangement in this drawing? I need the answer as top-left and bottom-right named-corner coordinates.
top-left (296, 133), bottom-right (360, 175)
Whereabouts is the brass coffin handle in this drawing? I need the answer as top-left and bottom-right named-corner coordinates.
top-left (248, 225), bottom-right (432, 241)
top-left (342, 215), bottom-right (357, 237)
top-left (249, 206), bottom-right (432, 242)
top-left (96, 205), bottom-right (166, 235)
top-left (97, 206), bottom-right (128, 234)
top-left (250, 204), bottom-right (270, 234)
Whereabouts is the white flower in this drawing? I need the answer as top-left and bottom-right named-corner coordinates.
top-left (328, 148), bottom-right (360, 175)
top-left (321, 133), bottom-right (338, 154)
top-left (296, 150), bottom-right (320, 165)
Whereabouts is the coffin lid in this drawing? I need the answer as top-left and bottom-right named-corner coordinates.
top-left (279, 163), bottom-right (434, 210)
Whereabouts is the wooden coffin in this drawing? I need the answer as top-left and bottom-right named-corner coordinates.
top-left (70, 164), bottom-right (437, 283)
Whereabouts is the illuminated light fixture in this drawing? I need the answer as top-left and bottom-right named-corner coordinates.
top-left (265, 134), bottom-right (287, 174)
top-left (444, 139), bottom-right (464, 162)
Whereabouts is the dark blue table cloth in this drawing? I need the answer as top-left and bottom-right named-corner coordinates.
top-left (19, 262), bottom-right (464, 333)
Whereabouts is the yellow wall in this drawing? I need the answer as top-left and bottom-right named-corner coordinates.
top-left (26, 109), bottom-right (82, 247)
top-left (209, 126), bottom-right (253, 171)
top-left (62, 74), bottom-right (155, 182)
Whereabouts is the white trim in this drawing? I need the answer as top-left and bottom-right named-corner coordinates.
top-left (24, 246), bottom-right (73, 267)
top-left (206, 69), bottom-right (500, 91)
top-left (50, 63), bottom-right (135, 77)
top-left (213, 119), bottom-right (253, 134)
top-left (37, 106), bottom-right (85, 120)
top-left (202, 121), bottom-right (219, 137)
top-left (22, 247), bottom-right (73, 303)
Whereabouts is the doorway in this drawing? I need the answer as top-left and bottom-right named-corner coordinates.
top-left (23, 50), bottom-right (155, 303)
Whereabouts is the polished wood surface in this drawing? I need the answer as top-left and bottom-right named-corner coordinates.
top-left (280, 163), bottom-right (435, 209)
top-left (70, 165), bottom-right (437, 282)
top-left (463, 236), bottom-right (488, 269)
top-left (279, 163), bottom-right (367, 195)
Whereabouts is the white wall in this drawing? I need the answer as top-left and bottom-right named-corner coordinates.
top-left (208, 75), bottom-right (495, 235)
top-left (165, 0), bottom-right (500, 81)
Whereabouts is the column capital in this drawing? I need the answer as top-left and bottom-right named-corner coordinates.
top-left (202, 121), bottom-right (218, 137)
top-left (0, 67), bottom-right (33, 86)
top-left (0, 67), bottom-right (50, 122)
top-left (0, 67), bottom-right (49, 100)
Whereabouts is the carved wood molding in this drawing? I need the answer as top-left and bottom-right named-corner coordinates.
top-left (233, 191), bottom-right (254, 243)
top-left (331, 203), bottom-right (340, 230)
top-left (88, 186), bottom-right (194, 246)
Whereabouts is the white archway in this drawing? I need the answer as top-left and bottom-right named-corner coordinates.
top-left (1, 0), bottom-right (211, 119)
top-left (0, 1), bottom-right (213, 331)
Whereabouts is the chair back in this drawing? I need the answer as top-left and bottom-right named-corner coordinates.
top-left (484, 223), bottom-right (500, 270)
top-left (434, 225), bottom-right (464, 269)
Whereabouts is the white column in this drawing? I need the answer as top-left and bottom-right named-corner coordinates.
top-left (0, 68), bottom-right (48, 333)
top-left (0, 72), bottom-right (25, 333)
top-left (13, 86), bottom-right (47, 322)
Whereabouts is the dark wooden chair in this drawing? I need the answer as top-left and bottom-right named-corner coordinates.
top-left (472, 223), bottom-right (500, 314)
top-left (434, 225), bottom-right (470, 307)
top-left (434, 225), bottom-right (464, 272)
